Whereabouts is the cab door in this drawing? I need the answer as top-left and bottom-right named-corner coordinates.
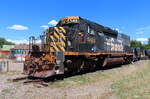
top-left (86, 26), bottom-right (96, 52)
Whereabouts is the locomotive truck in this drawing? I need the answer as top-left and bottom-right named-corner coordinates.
top-left (24, 16), bottom-right (134, 78)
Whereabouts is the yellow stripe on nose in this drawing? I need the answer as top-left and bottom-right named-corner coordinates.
top-left (50, 27), bottom-right (66, 52)
top-left (53, 45), bottom-right (60, 52)
top-left (54, 27), bottom-right (61, 34)
top-left (50, 36), bottom-right (56, 41)
top-left (61, 41), bottom-right (66, 47)
top-left (60, 33), bottom-right (66, 40)
top-left (59, 27), bottom-right (66, 34)
top-left (50, 48), bottom-right (55, 52)
top-left (58, 44), bottom-right (65, 52)
top-left (54, 32), bottom-right (60, 40)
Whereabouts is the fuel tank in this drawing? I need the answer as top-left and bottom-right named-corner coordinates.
top-left (103, 57), bottom-right (125, 66)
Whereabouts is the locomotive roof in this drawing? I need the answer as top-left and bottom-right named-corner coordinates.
top-left (57, 16), bottom-right (118, 35)
top-left (79, 17), bottom-right (118, 35)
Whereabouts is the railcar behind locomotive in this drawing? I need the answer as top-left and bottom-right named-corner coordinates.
top-left (145, 49), bottom-right (150, 59)
top-left (24, 16), bottom-right (134, 78)
top-left (132, 48), bottom-right (141, 61)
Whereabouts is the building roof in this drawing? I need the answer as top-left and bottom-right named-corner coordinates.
top-left (12, 44), bottom-right (42, 50)
top-left (13, 44), bottom-right (29, 50)
top-left (0, 45), bottom-right (14, 51)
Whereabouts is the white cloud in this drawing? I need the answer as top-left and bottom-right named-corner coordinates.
top-left (48, 20), bottom-right (58, 26)
top-left (40, 25), bottom-right (49, 29)
top-left (115, 28), bottom-right (119, 32)
top-left (36, 40), bottom-right (41, 44)
top-left (136, 31), bottom-right (144, 35)
top-left (136, 25), bottom-right (150, 35)
top-left (7, 39), bottom-right (41, 44)
top-left (136, 38), bottom-right (148, 43)
top-left (7, 25), bottom-right (29, 30)
top-left (7, 39), bottom-right (28, 44)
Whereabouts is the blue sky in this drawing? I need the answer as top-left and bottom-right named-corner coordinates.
top-left (0, 0), bottom-right (150, 44)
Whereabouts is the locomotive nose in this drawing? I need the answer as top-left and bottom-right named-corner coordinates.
top-left (32, 67), bottom-right (55, 78)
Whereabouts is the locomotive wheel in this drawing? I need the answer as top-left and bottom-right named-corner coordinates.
top-left (72, 59), bottom-right (83, 74)
top-left (89, 60), bottom-right (96, 71)
top-left (95, 57), bottom-right (106, 69)
top-left (83, 59), bottom-right (96, 72)
top-left (64, 58), bottom-right (83, 75)
top-left (124, 56), bottom-right (133, 64)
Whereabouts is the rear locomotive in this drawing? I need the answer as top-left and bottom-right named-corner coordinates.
top-left (132, 48), bottom-right (141, 61)
top-left (24, 16), bottom-right (134, 78)
top-left (145, 49), bottom-right (150, 59)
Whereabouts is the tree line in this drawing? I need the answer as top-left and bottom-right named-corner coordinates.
top-left (0, 37), bottom-right (150, 51)
top-left (0, 37), bottom-right (14, 48)
top-left (131, 38), bottom-right (150, 51)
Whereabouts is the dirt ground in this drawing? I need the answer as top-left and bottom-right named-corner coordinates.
top-left (0, 60), bottom-right (149, 99)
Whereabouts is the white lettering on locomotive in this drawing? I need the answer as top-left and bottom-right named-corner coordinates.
top-left (105, 37), bottom-right (123, 52)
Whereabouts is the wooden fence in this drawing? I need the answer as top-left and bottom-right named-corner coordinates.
top-left (0, 61), bottom-right (9, 72)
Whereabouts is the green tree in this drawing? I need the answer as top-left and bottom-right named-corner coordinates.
top-left (130, 40), bottom-right (142, 48)
top-left (0, 37), bottom-right (14, 48)
top-left (131, 39), bottom-right (150, 51)
top-left (148, 38), bottom-right (150, 47)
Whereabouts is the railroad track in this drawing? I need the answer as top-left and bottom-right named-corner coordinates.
top-left (8, 76), bottom-right (49, 87)
top-left (7, 60), bottom-right (149, 87)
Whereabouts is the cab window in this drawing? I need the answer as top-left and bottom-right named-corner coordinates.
top-left (88, 26), bottom-right (95, 35)
top-left (79, 24), bottom-right (87, 32)
top-left (62, 24), bottom-right (78, 30)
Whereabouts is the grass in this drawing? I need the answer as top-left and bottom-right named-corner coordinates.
top-left (111, 61), bottom-right (150, 99)
top-left (0, 72), bottom-right (23, 99)
top-left (2, 89), bottom-right (10, 93)
top-left (6, 72), bottom-right (21, 75)
top-left (1, 60), bottom-right (150, 99)
top-left (53, 71), bottom-right (109, 88)
top-left (0, 89), bottom-right (11, 99)
top-left (53, 60), bottom-right (150, 98)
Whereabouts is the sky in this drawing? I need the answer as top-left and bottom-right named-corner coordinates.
top-left (0, 0), bottom-right (150, 44)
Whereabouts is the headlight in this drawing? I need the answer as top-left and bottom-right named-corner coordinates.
top-left (67, 41), bottom-right (71, 46)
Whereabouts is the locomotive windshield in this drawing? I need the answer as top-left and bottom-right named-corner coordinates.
top-left (62, 23), bottom-right (79, 30)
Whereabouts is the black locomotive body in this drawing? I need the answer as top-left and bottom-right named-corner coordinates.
top-left (56, 17), bottom-right (131, 53)
top-left (24, 16), bottom-right (134, 78)
top-left (53, 16), bottom-right (133, 74)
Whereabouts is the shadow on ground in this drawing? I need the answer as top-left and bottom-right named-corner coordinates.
top-left (27, 63), bottom-right (126, 82)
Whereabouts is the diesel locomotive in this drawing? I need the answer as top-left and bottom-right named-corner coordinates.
top-left (24, 16), bottom-right (134, 78)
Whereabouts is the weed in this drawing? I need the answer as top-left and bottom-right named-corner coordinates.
top-left (2, 89), bottom-right (10, 93)
top-left (111, 61), bottom-right (150, 99)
